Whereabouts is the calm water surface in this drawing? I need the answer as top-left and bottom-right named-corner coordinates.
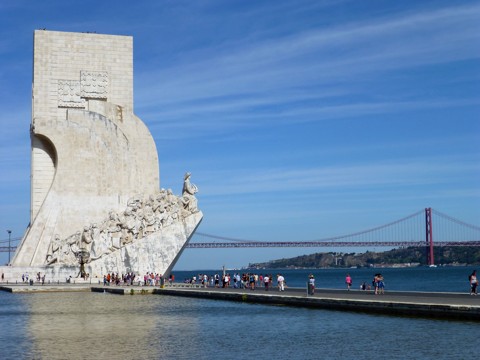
top-left (0, 267), bottom-right (478, 360)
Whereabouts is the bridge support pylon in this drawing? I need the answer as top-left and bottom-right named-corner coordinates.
top-left (425, 207), bottom-right (434, 266)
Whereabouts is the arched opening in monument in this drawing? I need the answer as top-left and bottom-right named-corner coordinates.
top-left (31, 134), bottom-right (57, 222)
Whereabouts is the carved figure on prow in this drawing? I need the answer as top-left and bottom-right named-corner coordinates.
top-left (105, 211), bottom-right (122, 251)
top-left (46, 234), bottom-right (61, 265)
top-left (182, 172), bottom-right (199, 214)
top-left (89, 223), bottom-right (104, 260)
top-left (121, 209), bottom-right (139, 245)
top-left (142, 204), bottom-right (158, 235)
top-left (80, 225), bottom-right (93, 253)
top-left (60, 232), bottom-right (81, 265)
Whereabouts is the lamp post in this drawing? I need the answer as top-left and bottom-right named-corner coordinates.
top-left (6, 230), bottom-right (12, 265)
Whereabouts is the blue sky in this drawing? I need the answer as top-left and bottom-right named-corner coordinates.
top-left (0, 1), bottom-right (479, 270)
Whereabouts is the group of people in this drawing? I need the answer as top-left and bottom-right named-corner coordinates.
top-left (97, 269), bottom-right (478, 296)
top-left (343, 273), bottom-right (384, 293)
top-left (102, 272), bottom-right (176, 286)
top-left (19, 272), bottom-right (46, 285)
top-left (183, 273), bottom-right (288, 291)
top-left (350, 270), bottom-right (478, 295)
top-left (373, 273), bottom-right (385, 295)
top-left (103, 272), bottom-right (139, 286)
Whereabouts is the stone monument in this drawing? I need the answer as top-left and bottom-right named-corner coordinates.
top-left (3, 30), bottom-right (202, 281)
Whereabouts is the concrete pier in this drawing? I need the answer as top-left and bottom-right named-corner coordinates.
top-left (0, 284), bottom-right (92, 293)
top-left (155, 286), bottom-right (480, 321)
top-left (1, 283), bottom-right (478, 321)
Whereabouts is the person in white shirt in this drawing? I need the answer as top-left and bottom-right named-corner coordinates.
top-left (277, 274), bottom-right (285, 291)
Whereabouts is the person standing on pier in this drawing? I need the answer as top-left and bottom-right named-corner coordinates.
top-left (345, 274), bottom-right (352, 291)
top-left (264, 274), bottom-right (270, 291)
top-left (308, 274), bottom-right (315, 295)
top-left (375, 274), bottom-right (385, 295)
top-left (469, 270), bottom-right (478, 295)
top-left (249, 274), bottom-right (255, 290)
top-left (277, 274), bottom-right (285, 291)
top-left (373, 274), bottom-right (380, 294)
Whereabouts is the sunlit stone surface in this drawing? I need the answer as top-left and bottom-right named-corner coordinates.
top-left (2, 30), bottom-right (202, 280)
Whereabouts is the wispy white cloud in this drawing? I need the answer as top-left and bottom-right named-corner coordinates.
top-left (145, 98), bottom-right (480, 132)
top-left (195, 155), bottom-right (479, 197)
top-left (134, 3), bottom-right (480, 139)
top-left (138, 3), bottom-right (480, 96)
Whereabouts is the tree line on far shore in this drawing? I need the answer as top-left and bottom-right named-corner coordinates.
top-left (248, 246), bottom-right (480, 269)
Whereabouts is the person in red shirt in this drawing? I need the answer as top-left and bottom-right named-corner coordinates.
top-left (345, 274), bottom-right (352, 291)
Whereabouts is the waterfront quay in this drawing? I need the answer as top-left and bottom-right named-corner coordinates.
top-left (1, 282), bottom-right (478, 321)
top-left (155, 286), bottom-right (480, 321)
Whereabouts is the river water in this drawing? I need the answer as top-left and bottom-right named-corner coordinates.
top-left (172, 266), bottom-right (478, 292)
top-left (0, 266), bottom-right (478, 360)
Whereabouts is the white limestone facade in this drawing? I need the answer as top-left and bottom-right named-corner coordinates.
top-left (5, 30), bottom-right (202, 279)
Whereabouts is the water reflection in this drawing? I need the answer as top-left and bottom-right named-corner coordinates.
top-left (0, 290), bottom-right (478, 360)
top-left (22, 292), bottom-right (200, 360)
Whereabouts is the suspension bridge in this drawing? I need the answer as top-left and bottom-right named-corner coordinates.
top-left (2, 208), bottom-right (479, 266)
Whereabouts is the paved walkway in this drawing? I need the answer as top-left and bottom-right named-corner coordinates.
top-left (156, 285), bottom-right (480, 321)
top-left (2, 283), bottom-right (479, 320)
top-left (191, 286), bottom-right (480, 306)
top-left (0, 283), bottom-right (92, 293)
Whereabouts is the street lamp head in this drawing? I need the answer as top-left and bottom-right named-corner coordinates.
top-left (7, 230), bottom-right (11, 235)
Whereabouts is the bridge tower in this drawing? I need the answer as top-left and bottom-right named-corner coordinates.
top-left (425, 207), bottom-right (434, 266)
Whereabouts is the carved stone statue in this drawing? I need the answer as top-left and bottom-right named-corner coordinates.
top-left (142, 205), bottom-right (158, 234)
top-left (46, 234), bottom-right (62, 265)
top-left (182, 172), bottom-right (199, 213)
top-left (80, 225), bottom-right (93, 253)
top-left (59, 233), bottom-right (80, 265)
top-left (89, 223), bottom-right (103, 260)
top-left (90, 223), bottom-right (110, 260)
top-left (44, 173), bottom-right (200, 265)
top-left (105, 211), bottom-right (122, 250)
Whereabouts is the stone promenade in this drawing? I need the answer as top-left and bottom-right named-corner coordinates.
top-left (155, 286), bottom-right (480, 321)
top-left (1, 283), bottom-right (478, 321)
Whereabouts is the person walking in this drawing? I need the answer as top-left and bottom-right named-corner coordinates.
top-left (377, 274), bottom-right (385, 295)
top-left (249, 273), bottom-right (255, 290)
top-left (264, 274), bottom-right (270, 291)
top-left (469, 270), bottom-right (478, 295)
top-left (345, 273), bottom-right (352, 291)
top-left (277, 274), bottom-right (285, 291)
top-left (308, 274), bottom-right (315, 295)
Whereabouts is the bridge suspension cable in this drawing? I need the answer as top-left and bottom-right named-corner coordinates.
top-left (189, 208), bottom-right (480, 252)
top-left (432, 209), bottom-right (480, 231)
top-left (2, 209), bottom-right (479, 256)
top-left (194, 209), bottom-right (426, 244)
